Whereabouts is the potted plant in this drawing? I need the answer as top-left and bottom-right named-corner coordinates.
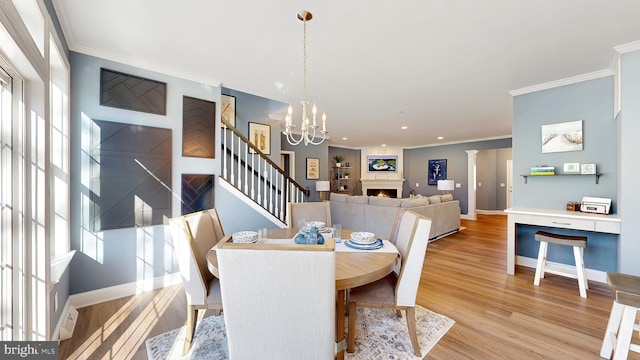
top-left (344, 172), bottom-right (350, 179)
top-left (333, 155), bottom-right (345, 168)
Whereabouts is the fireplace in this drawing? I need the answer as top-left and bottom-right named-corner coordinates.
top-left (367, 189), bottom-right (398, 198)
top-left (360, 178), bottom-right (405, 199)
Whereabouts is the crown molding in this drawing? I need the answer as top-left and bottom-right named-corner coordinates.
top-left (509, 69), bottom-right (613, 96)
top-left (510, 40), bottom-right (640, 97)
top-left (614, 40), bottom-right (640, 54)
top-left (403, 134), bottom-right (512, 149)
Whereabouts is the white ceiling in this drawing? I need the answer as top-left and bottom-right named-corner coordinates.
top-left (53, 0), bottom-right (640, 148)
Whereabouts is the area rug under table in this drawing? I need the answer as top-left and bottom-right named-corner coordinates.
top-left (146, 305), bottom-right (455, 360)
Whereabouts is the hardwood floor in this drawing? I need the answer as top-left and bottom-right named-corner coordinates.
top-left (59, 214), bottom-right (636, 359)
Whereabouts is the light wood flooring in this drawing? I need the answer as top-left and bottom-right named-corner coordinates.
top-left (59, 214), bottom-right (637, 359)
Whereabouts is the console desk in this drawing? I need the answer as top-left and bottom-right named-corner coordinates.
top-left (504, 207), bottom-right (621, 275)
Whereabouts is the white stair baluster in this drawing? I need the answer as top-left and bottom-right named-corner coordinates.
top-left (236, 134), bottom-right (242, 188)
top-left (244, 142), bottom-right (249, 194)
top-left (222, 124), bottom-right (227, 180)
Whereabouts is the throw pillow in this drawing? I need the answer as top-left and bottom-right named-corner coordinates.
top-left (428, 195), bottom-right (441, 204)
top-left (440, 193), bottom-right (454, 202)
top-left (401, 198), bottom-right (430, 208)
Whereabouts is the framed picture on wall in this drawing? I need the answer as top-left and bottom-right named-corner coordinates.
top-left (428, 159), bottom-right (447, 185)
top-left (367, 155), bottom-right (398, 172)
top-left (221, 94), bottom-right (236, 127)
top-left (541, 120), bottom-right (583, 153)
top-left (306, 158), bottom-right (320, 179)
top-left (249, 122), bottom-right (270, 154)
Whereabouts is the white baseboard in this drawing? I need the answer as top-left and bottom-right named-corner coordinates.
top-left (69, 272), bottom-right (182, 309)
top-left (460, 214), bottom-right (474, 220)
top-left (516, 256), bottom-right (607, 283)
top-left (476, 210), bottom-right (507, 215)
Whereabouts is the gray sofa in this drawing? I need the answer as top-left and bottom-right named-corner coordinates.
top-left (329, 193), bottom-right (460, 240)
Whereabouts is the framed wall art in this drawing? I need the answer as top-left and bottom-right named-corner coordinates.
top-left (182, 96), bottom-right (215, 158)
top-left (221, 94), bottom-right (236, 127)
top-left (181, 174), bottom-right (214, 215)
top-left (306, 158), bottom-right (320, 179)
top-left (541, 120), bottom-right (583, 153)
top-left (100, 68), bottom-right (167, 115)
top-left (367, 155), bottom-right (398, 172)
top-left (428, 159), bottom-right (447, 185)
top-left (249, 122), bottom-right (270, 154)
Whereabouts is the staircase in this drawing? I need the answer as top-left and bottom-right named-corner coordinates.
top-left (220, 120), bottom-right (308, 225)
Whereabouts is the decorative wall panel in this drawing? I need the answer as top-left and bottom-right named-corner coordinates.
top-left (181, 174), bottom-right (215, 215)
top-left (100, 68), bottom-right (167, 115)
top-left (90, 120), bottom-right (172, 230)
top-left (182, 96), bottom-right (215, 158)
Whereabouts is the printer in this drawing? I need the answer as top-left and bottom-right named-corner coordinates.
top-left (580, 196), bottom-right (612, 214)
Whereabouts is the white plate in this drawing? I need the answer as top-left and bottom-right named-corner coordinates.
top-left (232, 231), bottom-right (258, 243)
top-left (350, 231), bottom-right (376, 244)
top-left (345, 239), bottom-right (383, 250)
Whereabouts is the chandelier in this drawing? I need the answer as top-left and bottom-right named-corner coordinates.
top-left (283, 10), bottom-right (328, 146)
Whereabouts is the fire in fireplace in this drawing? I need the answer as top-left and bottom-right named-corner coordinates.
top-left (366, 189), bottom-right (398, 198)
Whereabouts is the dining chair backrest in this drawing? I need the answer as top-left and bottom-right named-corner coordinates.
top-left (182, 209), bottom-right (224, 284)
top-left (287, 201), bottom-right (332, 228)
top-left (394, 210), bottom-right (420, 264)
top-left (395, 216), bottom-right (432, 307)
top-left (169, 209), bottom-right (224, 305)
top-left (216, 237), bottom-right (336, 359)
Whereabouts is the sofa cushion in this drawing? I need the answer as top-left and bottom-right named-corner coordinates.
top-left (346, 195), bottom-right (369, 204)
top-left (440, 193), bottom-right (454, 202)
top-left (400, 198), bottom-right (430, 208)
top-left (330, 193), bottom-right (348, 202)
top-left (368, 196), bottom-right (402, 207)
top-left (428, 195), bottom-right (441, 204)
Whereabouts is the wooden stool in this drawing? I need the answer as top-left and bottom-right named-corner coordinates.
top-left (533, 231), bottom-right (588, 298)
top-left (600, 272), bottom-right (640, 359)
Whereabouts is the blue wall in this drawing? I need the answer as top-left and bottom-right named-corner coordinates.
top-left (281, 135), bottom-right (329, 202)
top-left (222, 87), bottom-right (286, 165)
top-left (69, 53), bottom-right (289, 294)
top-left (512, 76), bottom-right (618, 271)
top-left (403, 138), bottom-right (512, 214)
top-left (70, 52), bottom-right (222, 293)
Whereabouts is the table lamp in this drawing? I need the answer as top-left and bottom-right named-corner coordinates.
top-left (437, 179), bottom-right (454, 194)
top-left (315, 180), bottom-right (331, 201)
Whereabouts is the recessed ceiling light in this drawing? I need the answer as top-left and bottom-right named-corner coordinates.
top-left (381, 144), bottom-right (387, 147)
top-left (437, 136), bottom-right (444, 140)
top-left (342, 137), bottom-right (347, 141)
top-left (401, 126), bottom-right (408, 130)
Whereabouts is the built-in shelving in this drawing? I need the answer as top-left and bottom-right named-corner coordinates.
top-left (332, 167), bottom-right (353, 195)
top-left (520, 173), bottom-right (602, 184)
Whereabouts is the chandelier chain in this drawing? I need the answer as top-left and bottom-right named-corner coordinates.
top-left (303, 18), bottom-right (308, 105)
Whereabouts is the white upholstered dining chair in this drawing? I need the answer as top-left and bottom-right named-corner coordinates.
top-left (216, 235), bottom-right (336, 359)
top-left (168, 209), bottom-right (225, 355)
top-left (287, 201), bottom-right (332, 228)
top-left (347, 210), bottom-right (432, 357)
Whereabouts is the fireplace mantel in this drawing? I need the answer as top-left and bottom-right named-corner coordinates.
top-left (361, 178), bottom-right (405, 197)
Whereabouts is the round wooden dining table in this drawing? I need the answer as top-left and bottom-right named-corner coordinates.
top-left (206, 227), bottom-right (398, 360)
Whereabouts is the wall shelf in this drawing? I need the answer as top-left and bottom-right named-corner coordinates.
top-left (520, 173), bottom-right (602, 184)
